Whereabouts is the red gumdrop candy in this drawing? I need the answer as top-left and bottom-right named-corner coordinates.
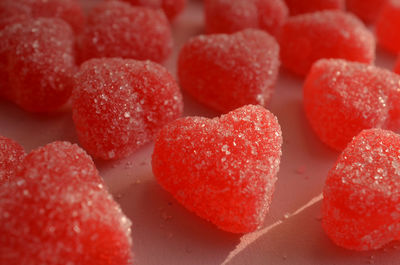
top-left (204, 0), bottom-right (288, 36)
top-left (107, 0), bottom-right (186, 21)
top-left (376, 0), bottom-right (400, 53)
top-left (78, 1), bottom-right (172, 63)
top-left (304, 59), bottom-right (400, 151)
top-left (347, 0), bottom-right (387, 23)
top-left (0, 18), bottom-right (76, 112)
top-left (0, 0), bottom-right (85, 33)
top-left (0, 141), bottom-right (133, 265)
top-left (178, 29), bottom-right (280, 113)
top-left (284, 0), bottom-right (344, 15)
top-left (72, 58), bottom-right (183, 160)
top-left (304, 59), bottom-right (400, 149)
top-left (0, 135), bottom-right (25, 185)
top-left (152, 105), bottom-right (283, 233)
top-left (323, 129), bottom-right (400, 250)
top-left (279, 10), bottom-right (375, 76)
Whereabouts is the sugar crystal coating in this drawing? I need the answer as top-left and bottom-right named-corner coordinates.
top-left (204, 0), bottom-right (288, 36)
top-left (376, 0), bottom-right (400, 53)
top-left (284, 0), bottom-right (344, 15)
top-left (107, 0), bottom-right (186, 21)
top-left (279, 10), bottom-right (375, 76)
top-left (152, 105), bottom-right (283, 233)
top-left (0, 0), bottom-right (85, 33)
top-left (0, 1), bottom-right (30, 31)
top-left (0, 141), bottom-right (133, 264)
top-left (72, 58), bottom-right (183, 160)
top-left (78, 1), bottom-right (172, 63)
top-left (304, 59), bottom-right (400, 151)
top-left (323, 129), bottom-right (400, 250)
top-left (178, 29), bottom-right (280, 113)
top-left (347, 0), bottom-right (387, 23)
top-left (0, 18), bottom-right (76, 112)
top-left (0, 136), bottom-right (25, 185)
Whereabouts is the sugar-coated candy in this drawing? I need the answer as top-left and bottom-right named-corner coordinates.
top-left (284, 0), bottom-right (344, 15)
top-left (0, 2), bottom-right (30, 31)
top-left (0, 18), bottom-right (76, 112)
top-left (0, 136), bottom-right (25, 185)
top-left (376, 0), bottom-right (400, 53)
top-left (304, 59), bottom-right (400, 151)
top-left (107, 0), bottom-right (186, 21)
top-left (347, 0), bottom-right (387, 24)
top-left (0, 0), bottom-right (84, 33)
top-left (72, 58), bottom-right (183, 160)
top-left (204, 0), bottom-right (288, 36)
top-left (323, 129), bottom-right (400, 250)
top-left (178, 29), bottom-right (280, 113)
top-left (152, 105), bottom-right (282, 233)
top-left (78, 1), bottom-right (172, 63)
top-left (0, 141), bottom-right (133, 264)
top-left (279, 10), bottom-right (375, 76)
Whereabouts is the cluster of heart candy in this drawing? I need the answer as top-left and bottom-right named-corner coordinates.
top-left (2, 0), bottom-right (400, 263)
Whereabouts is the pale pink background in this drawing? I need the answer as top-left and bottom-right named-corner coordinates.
top-left (1, 1), bottom-right (400, 264)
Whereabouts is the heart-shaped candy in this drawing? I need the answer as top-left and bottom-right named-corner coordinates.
top-left (304, 59), bottom-right (400, 151)
top-left (152, 105), bottom-right (282, 233)
top-left (0, 141), bottom-right (133, 264)
top-left (72, 57), bottom-right (183, 160)
top-left (178, 29), bottom-right (280, 113)
top-left (323, 129), bottom-right (400, 250)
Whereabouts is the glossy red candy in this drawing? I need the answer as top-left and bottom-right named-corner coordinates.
top-left (72, 58), bottom-right (183, 160)
top-left (0, 135), bottom-right (25, 185)
top-left (284, 0), bottom-right (344, 15)
top-left (79, 1), bottom-right (172, 63)
top-left (279, 10), bottom-right (375, 76)
top-left (304, 59), bottom-right (400, 151)
top-left (152, 105), bottom-right (282, 233)
top-left (0, 18), bottom-right (76, 112)
top-left (204, 0), bottom-right (288, 36)
top-left (178, 29), bottom-right (280, 113)
top-left (0, 141), bottom-right (133, 265)
top-left (323, 129), bottom-right (400, 250)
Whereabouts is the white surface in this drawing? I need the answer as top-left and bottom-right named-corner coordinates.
top-left (1, 0), bottom-right (400, 264)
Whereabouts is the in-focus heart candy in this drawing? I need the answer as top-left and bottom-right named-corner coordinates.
top-left (72, 58), bottom-right (183, 160)
top-left (303, 59), bottom-right (400, 151)
top-left (279, 10), bottom-right (375, 76)
top-left (152, 105), bottom-right (282, 233)
top-left (0, 141), bottom-right (133, 265)
top-left (323, 129), bottom-right (400, 250)
top-left (0, 135), bottom-right (25, 185)
top-left (178, 29), bottom-right (280, 113)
